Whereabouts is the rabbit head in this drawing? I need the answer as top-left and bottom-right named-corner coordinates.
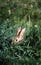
top-left (12, 27), bottom-right (26, 44)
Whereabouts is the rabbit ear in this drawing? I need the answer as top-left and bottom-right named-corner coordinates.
top-left (16, 28), bottom-right (26, 42)
top-left (16, 27), bottom-right (22, 36)
top-left (19, 28), bottom-right (26, 37)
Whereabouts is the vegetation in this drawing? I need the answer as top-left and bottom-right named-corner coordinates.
top-left (0, 0), bottom-right (41, 65)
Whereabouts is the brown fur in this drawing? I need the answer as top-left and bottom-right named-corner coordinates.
top-left (12, 27), bottom-right (26, 44)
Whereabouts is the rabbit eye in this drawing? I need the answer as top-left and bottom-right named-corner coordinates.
top-left (16, 39), bottom-right (17, 41)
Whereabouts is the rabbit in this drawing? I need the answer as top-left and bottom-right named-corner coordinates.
top-left (12, 27), bottom-right (26, 44)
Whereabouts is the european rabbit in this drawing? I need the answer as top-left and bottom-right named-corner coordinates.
top-left (12, 27), bottom-right (26, 44)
